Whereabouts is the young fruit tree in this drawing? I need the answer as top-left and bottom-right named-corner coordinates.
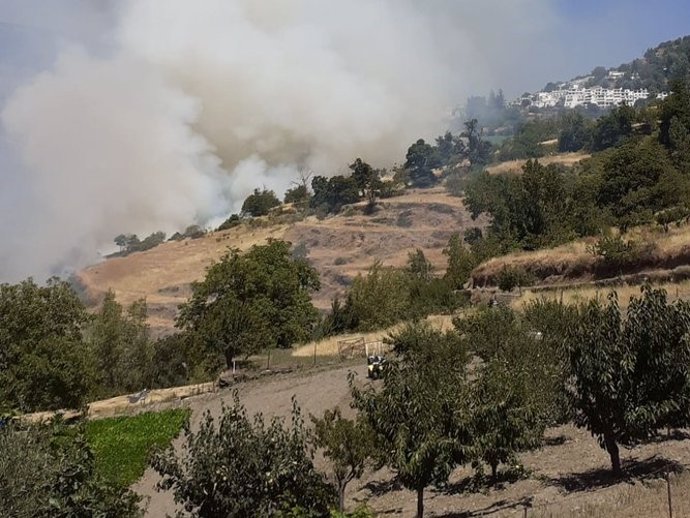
top-left (351, 323), bottom-right (471, 518)
top-left (566, 286), bottom-right (690, 474)
top-left (311, 408), bottom-right (372, 513)
top-left (469, 356), bottom-right (546, 483)
top-left (152, 394), bottom-right (335, 517)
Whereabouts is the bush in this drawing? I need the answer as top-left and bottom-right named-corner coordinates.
top-left (153, 395), bottom-right (336, 517)
top-left (587, 234), bottom-right (656, 271)
top-left (342, 263), bottom-right (411, 331)
top-left (496, 266), bottom-right (535, 292)
top-left (655, 206), bottom-right (690, 231)
top-left (396, 210), bottom-right (413, 228)
top-left (242, 188), bottom-right (281, 217)
top-left (0, 419), bottom-right (141, 517)
top-left (445, 171), bottom-right (466, 197)
top-left (217, 213), bottom-right (242, 231)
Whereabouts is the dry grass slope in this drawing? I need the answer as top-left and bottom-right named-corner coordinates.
top-left (472, 223), bottom-right (690, 288)
top-left (78, 188), bottom-right (484, 333)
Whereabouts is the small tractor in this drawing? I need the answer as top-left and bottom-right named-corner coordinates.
top-left (367, 355), bottom-right (387, 379)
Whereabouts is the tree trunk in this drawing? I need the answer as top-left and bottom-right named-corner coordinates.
top-left (223, 348), bottom-right (234, 370)
top-left (490, 461), bottom-right (498, 485)
top-left (339, 482), bottom-right (346, 513)
top-left (604, 433), bottom-right (621, 475)
top-left (417, 487), bottom-right (424, 518)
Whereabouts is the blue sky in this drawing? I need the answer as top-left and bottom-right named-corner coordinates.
top-left (554, 0), bottom-right (690, 70)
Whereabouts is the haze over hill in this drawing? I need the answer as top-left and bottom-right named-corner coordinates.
top-left (0, 0), bottom-right (688, 282)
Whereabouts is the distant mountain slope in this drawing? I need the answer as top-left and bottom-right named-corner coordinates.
top-left (543, 35), bottom-right (690, 94)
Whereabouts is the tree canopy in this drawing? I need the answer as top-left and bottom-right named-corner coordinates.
top-left (176, 239), bottom-right (320, 368)
top-left (566, 286), bottom-right (690, 473)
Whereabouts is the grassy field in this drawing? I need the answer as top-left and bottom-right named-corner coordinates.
top-left (86, 408), bottom-right (190, 487)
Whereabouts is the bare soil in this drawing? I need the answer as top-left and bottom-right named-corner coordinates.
top-left (133, 363), bottom-right (690, 518)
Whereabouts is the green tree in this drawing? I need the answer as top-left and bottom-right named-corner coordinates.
top-left (0, 419), bottom-right (141, 517)
top-left (311, 175), bottom-right (361, 214)
top-left (153, 394), bottom-right (335, 517)
top-left (404, 139), bottom-right (441, 188)
top-left (597, 139), bottom-right (683, 226)
top-left (590, 103), bottom-right (636, 151)
top-left (349, 158), bottom-right (381, 211)
top-left (0, 278), bottom-right (90, 412)
top-left (462, 119), bottom-right (492, 167)
top-left (443, 233), bottom-right (476, 289)
top-left (177, 240), bottom-right (320, 369)
top-left (85, 291), bottom-right (152, 398)
top-left (406, 249), bottom-right (434, 281)
top-left (349, 158), bottom-right (377, 193)
top-left (351, 322), bottom-right (470, 518)
top-left (558, 111), bottom-right (591, 152)
top-left (284, 184), bottom-right (310, 205)
top-left (566, 287), bottom-right (690, 474)
top-left (241, 188), bottom-right (281, 217)
top-left (470, 357), bottom-right (545, 483)
top-left (311, 408), bottom-right (372, 513)
top-left (342, 263), bottom-right (410, 331)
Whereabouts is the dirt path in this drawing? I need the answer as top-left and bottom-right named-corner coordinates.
top-left (134, 363), bottom-right (690, 517)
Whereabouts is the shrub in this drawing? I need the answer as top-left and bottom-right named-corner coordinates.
top-left (496, 266), bottom-right (535, 292)
top-left (396, 210), bottom-right (413, 228)
top-left (0, 419), bottom-right (141, 517)
top-left (153, 395), bottom-right (336, 517)
top-left (655, 206), bottom-right (690, 232)
top-left (242, 188), bottom-right (281, 217)
top-left (217, 213), bottom-right (242, 231)
top-left (587, 234), bottom-right (656, 271)
top-left (445, 171), bottom-right (465, 197)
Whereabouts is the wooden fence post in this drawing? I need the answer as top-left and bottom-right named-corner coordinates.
top-left (666, 468), bottom-right (673, 518)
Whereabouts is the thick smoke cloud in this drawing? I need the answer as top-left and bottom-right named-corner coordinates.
top-left (0, 0), bottom-right (561, 281)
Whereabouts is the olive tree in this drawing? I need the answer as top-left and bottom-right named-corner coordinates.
top-left (566, 286), bottom-right (690, 474)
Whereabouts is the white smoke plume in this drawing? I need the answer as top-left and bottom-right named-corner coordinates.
top-left (0, 0), bottom-right (564, 281)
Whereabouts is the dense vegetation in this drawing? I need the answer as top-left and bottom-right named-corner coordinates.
top-left (1, 418), bottom-right (142, 517)
top-left (460, 82), bottom-right (690, 263)
top-left (578, 36), bottom-right (690, 92)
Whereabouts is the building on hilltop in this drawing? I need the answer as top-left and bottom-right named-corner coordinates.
top-left (520, 85), bottom-right (668, 110)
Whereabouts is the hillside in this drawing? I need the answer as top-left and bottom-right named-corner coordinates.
top-left (541, 35), bottom-right (690, 94)
top-left (78, 188), bottom-right (485, 334)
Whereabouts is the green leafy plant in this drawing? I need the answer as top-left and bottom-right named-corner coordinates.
top-left (566, 286), bottom-right (690, 474)
top-left (86, 409), bottom-right (190, 487)
top-left (311, 408), bottom-right (373, 513)
top-left (152, 394), bottom-right (335, 517)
